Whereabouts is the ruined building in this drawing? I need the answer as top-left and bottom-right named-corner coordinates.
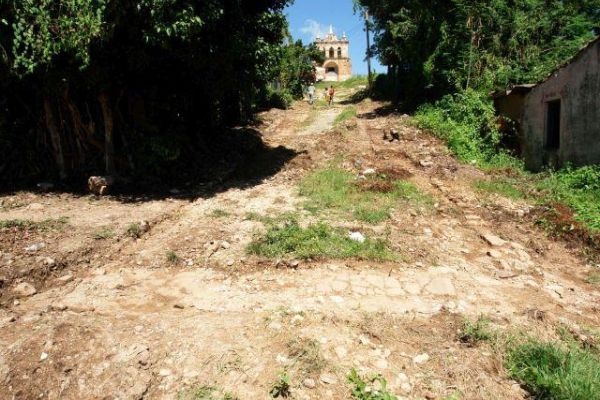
top-left (494, 37), bottom-right (600, 171)
top-left (315, 26), bottom-right (352, 82)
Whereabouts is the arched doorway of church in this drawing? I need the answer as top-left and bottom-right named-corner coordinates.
top-left (324, 62), bottom-right (339, 81)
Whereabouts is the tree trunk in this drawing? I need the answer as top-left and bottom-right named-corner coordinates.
top-left (43, 97), bottom-right (67, 180)
top-left (98, 92), bottom-right (116, 176)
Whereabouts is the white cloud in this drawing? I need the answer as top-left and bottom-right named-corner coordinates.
top-left (300, 19), bottom-right (333, 41)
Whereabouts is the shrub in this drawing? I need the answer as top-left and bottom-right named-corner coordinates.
top-left (348, 369), bottom-right (398, 400)
top-left (414, 89), bottom-right (518, 169)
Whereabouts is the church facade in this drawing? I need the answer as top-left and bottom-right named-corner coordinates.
top-left (315, 26), bottom-right (352, 82)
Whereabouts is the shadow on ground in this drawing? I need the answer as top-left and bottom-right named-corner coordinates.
top-left (0, 128), bottom-right (300, 204)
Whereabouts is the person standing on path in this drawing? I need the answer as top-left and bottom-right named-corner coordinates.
top-left (328, 85), bottom-right (335, 107)
top-left (307, 83), bottom-right (316, 105)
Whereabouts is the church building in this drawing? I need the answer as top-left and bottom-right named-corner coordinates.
top-left (315, 26), bottom-right (352, 82)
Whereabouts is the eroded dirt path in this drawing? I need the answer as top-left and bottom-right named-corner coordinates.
top-left (1, 92), bottom-right (599, 400)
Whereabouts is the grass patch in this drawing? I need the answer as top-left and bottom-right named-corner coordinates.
top-left (0, 217), bottom-right (68, 231)
top-left (474, 179), bottom-right (526, 199)
top-left (207, 209), bottom-right (230, 218)
top-left (178, 386), bottom-right (238, 400)
top-left (334, 106), bottom-right (357, 126)
top-left (316, 75), bottom-right (368, 91)
top-left (247, 219), bottom-right (396, 261)
top-left (92, 226), bottom-right (115, 240)
top-left (506, 338), bottom-right (600, 399)
top-left (348, 369), bottom-right (398, 400)
top-left (299, 167), bottom-right (432, 224)
top-left (585, 272), bottom-right (600, 285)
top-left (459, 316), bottom-right (495, 345)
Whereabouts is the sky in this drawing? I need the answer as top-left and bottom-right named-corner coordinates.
top-left (284, 0), bottom-right (384, 76)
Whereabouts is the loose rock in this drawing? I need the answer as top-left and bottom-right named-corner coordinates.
top-left (12, 283), bottom-right (37, 297)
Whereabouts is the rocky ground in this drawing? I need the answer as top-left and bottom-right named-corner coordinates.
top-left (1, 87), bottom-right (599, 400)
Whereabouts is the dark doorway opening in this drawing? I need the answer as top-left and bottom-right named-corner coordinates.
top-left (546, 100), bottom-right (561, 150)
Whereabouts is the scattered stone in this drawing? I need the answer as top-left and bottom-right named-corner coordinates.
top-left (420, 160), bottom-right (434, 168)
top-left (159, 369), bottom-right (172, 377)
top-left (487, 249), bottom-right (502, 259)
top-left (40, 352), bottom-right (49, 362)
top-left (50, 304), bottom-right (68, 312)
top-left (375, 359), bottom-right (388, 369)
top-left (43, 257), bottom-right (56, 267)
top-left (173, 303), bottom-right (185, 310)
top-left (289, 260), bottom-right (300, 269)
top-left (25, 243), bottom-right (45, 252)
top-left (221, 241), bottom-right (231, 249)
top-left (363, 168), bottom-right (376, 176)
top-left (497, 271), bottom-right (518, 279)
top-left (320, 374), bottom-right (338, 385)
top-left (303, 378), bottom-right (316, 389)
top-left (140, 220), bottom-right (151, 233)
top-left (291, 315), bottom-right (304, 325)
top-left (348, 231), bottom-right (366, 243)
top-left (413, 353), bottom-right (430, 364)
top-left (12, 282), bottom-right (37, 297)
top-left (226, 259), bottom-right (235, 267)
top-left (482, 233), bottom-right (507, 247)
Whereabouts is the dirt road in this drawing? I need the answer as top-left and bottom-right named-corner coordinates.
top-left (1, 90), bottom-right (599, 399)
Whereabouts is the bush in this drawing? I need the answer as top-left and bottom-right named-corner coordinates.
top-left (414, 89), bottom-right (518, 169)
top-left (258, 88), bottom-right (294, 110)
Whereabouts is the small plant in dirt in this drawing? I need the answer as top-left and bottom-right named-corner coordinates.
top-left (269, 372), bottom-right (291, 398)
top-left (178, 385), bottom-right (238, 400)
top-left (247, 218), bottom-right (396, 261)
top-left (93, 226), bottom-right (115, 240)
top-left (505, 337), bottom-right (600, 400)
top-left (348, 369), bottom-right (398, 400)
top-left (0, 217), bottom-right (68, 231)
top-left (166, 250), bottom-right (180, 264)
top-left (287, 337), bottom-right (326, 375)
top-left (459, 316), bottom-right (494, 345)
top-left (126, 223), bottom-right (143, 238)
top-left (208, 209), bottom-right (230, 218)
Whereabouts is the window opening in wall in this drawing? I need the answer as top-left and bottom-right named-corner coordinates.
top-left (329, 48), bottom-right (334, 58)
top-left (337, 47), bottom-right (342, 58)
top-left (546, 99), bottom-right (561, 150)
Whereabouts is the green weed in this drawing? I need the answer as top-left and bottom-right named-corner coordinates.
top-left (459, 316), bottom-right (495, 345)
top-left (247, 219), bottom-right (396, 261)
top-left (348, 369), bottom-right (398, 400)
top-left (269, 372), bottom-right (291, 398)
top-left (126, 223), bottom-right (143, 238)
top-left (316, 75), bottom-right (368, 91)
top-left (166, 250), bottom-right (180, 264)
top-left (287, 338), bottom-right (326, 375)
top-left (299, 167), bottom-right (432, 224)
top-left (506, 338), bottom-right (600, 399)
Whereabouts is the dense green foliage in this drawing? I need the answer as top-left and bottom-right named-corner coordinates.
top-left (0, 0), bottom-right (321, 186)
top-left (506, 339), bottom-right (600, 399)
top-left (356, 0), bottom-right (599, 103)
top-left (414, 90), bottom-right (521, 168)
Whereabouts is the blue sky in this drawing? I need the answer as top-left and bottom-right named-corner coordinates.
top-left (284, 0), bottom-right (384, 76)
